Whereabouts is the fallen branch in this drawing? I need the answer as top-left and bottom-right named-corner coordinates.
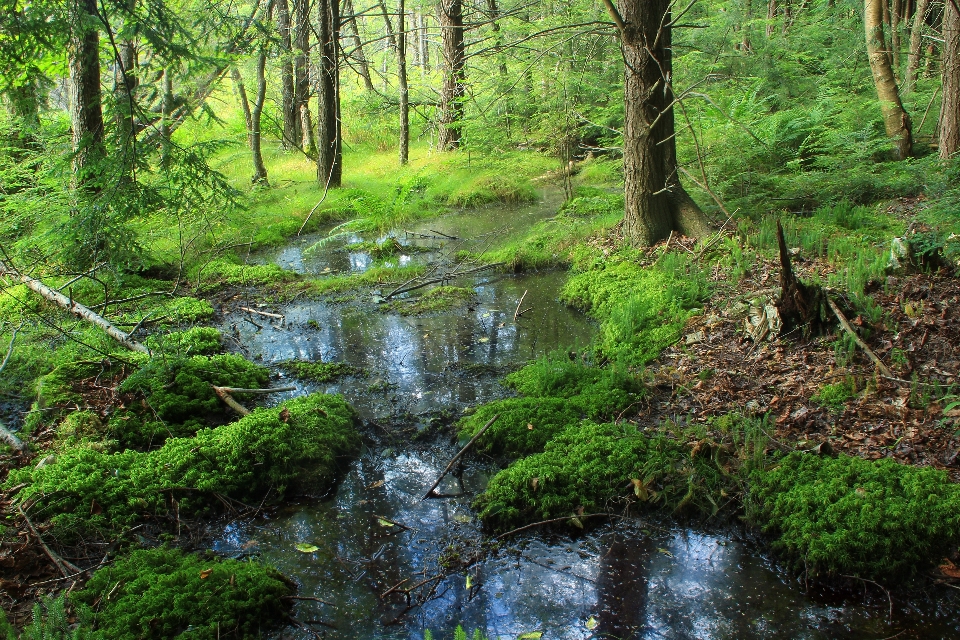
top-left (0, 264), bottom-right (149, 354)
top-left (380, 579), bottom-right (409, 599)
top-left (513, 290), bottom-right (528, 322)
top-left (18, 505), bottom-right (82, 577)
top-left (421, 413), bottom-right (499, 500)
top-left (282, 595), bottom-right (336, 606)
top-left (826, 297), bottom-right (893, 378)
top-left (0, 418), bottom-right (25, 451)
top-left (428, 229), bottom-right (458, 240)
top-left (212, 386), bottom-right (251, 416)
top-left (495, 512), bottom-right (617, 539)
top-left (239, 306), bottom-right (285, 321)
top-left (386, 263), bottom-right (503, 300)
top-left (212, 385), bottom-right (297, 394)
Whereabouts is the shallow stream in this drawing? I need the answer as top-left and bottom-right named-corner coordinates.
top-left (215, 192), bottom-right (958, 639)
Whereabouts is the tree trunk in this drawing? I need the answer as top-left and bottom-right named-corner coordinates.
top-left (437, 0), bottom-right (465, 150)
top-left (613, 0), bottom-right (712, 246)
top-left (231, 67), bottom-right (253, 142)
top-left (69, 0), bottom-right (106, 189)
top-left (904, 0), bottom-right (932, 93)
top-left (766, 0), bottom-right (777, 37)
top-left (398, 0), bottom-right (410, 164)
top-left (418, 12), bottom-right (431, 72)
top-left (316, 0), bottom-right (342, 188)
top-left (293, 0), bottom-right (311, 149)
top-left (343, 0), bottom-right (375, 91)
top-left (113, 24), bottom-right (138, 151)
top-left (251, 24), bottom-right (270, 185)
top-left (940, 0), bottom-right (960, 159)
top-left (486, 0), bottom-right (508, 76)
top-left (160, 68), bottom-right (173, 165)
top-left (276, 0), bottom-right (299, 148)
top-left (892, 0), bottom-right (902, 70)
top-left (865, 0), bottom-right (913, 159)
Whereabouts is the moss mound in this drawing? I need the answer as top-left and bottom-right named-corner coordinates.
top-left (474, 422), bottom-right (722, 532)
top-left (118, 354), bottom-right (269, 436)
top-left (392, 286), bottom-right (476, 315)
top-left (74, 547), bottom-right (292, 639)
top-left (8, 393), bottom-right (360, 538)
top-left (750, 452), bottom-right (960, 579)
top-left (502, 353), bottom-right (642, 419)
top-left (458, 397), bottom-right (584, 457)
top-left (144, 327), bottom-right (224, 356)
top-left (278, 359), bottom-right (366, 383)
top-left (561, 254), bottom-right (708, 366)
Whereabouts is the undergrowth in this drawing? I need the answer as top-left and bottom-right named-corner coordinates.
top-left (278, 360), bottom-right (366, 383)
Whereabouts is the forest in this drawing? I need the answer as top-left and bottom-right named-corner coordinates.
top-left (0, 0), bottom-right (959, 637)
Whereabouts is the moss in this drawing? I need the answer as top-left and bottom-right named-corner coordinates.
top-left (557, 192), bottom-right (624, 218)
top-left (278, 359), bottom-right (366, 383)
top-left (561, 253), bottom-right (709, 366)
top-left (7, 393), bottom-right (360, 539)
top-left (502, 352), bottom-right (643, 420)
top-left (388, 286), bottom-right (476, 316)
top-left (474, 422), bottom-right (723, 532)
top-left (145, 327), bottom-right (224, 356)
top-left (73, 547), bottom-right (293, 639)
top-left (195, 259), bottom-right (297, 289)
top-left (811, 380), bottom-right (856, 411)
top-left (750, 452), bottom-right (960, 580)
top-left (308, 264), bottom-right (425, 295)
top-left (458, 397), bottom-right (584, 457)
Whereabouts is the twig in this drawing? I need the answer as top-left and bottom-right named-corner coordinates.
top-left (212, 385), bottom-right (297, 394)
top-left (297, 162), bottom-right (336, 237)
top-left (385, 263), bottom-right (503, 300)
top-left (212, 386), bottom-right (251, 416)
top-left (127, 311), bottom-right (155, 338)
top-left (841, 574), bottom-right (893, 622)
top-left (239, 306), bottom-right (285, 321)
top-left (17, 505), bottom-right (82, 577)
top-left (495, 513), bottom-right (616, 539)
top-left (282, 595), bottom-right (335, 606)
top-left (288, 616), bottom-right (325, 639)
top-left (513, 290), bottom-right (528, 322)
top-left (380, 578), bottom-right (409, 598)
top-left (421, 414), bottom-right (499, 500)
top-left (827, 297), bottom-right (893, 378)
top-left (402, 574), bottom-right (442, 594)
top-left (428, 229), bottom-right (458, 240)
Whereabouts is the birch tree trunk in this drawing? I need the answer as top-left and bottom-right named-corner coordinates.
top-left (940, 0), bottom-right (960, 159)
top-left (865, 0), bottom-right (913, 159)
top-left (904, 0), bottom-right (932, 94)
top-left (437, 0), bottom-right (465, 150)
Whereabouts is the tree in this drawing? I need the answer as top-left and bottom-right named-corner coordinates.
top-left (275, 0), bottom-right (299, 148)
top-left (940, 0), bottom-right (960, 159)
top-left (68, 0), bottom-right (106, 188)
top-left (604, 0), bottom-right (712, 246)
top-left (398, 0), bottom-right (410, 164)
top-left (904, 0), bottom-right (933, 94)
top-left (342, 0), bottom-right (375, 91)
top-left (316, 0), bottom-right (341, 187)
top-left (865, 0), bottom-right (912, 160)
top-left (437, 0), bottom-right (465, 150)
top-left (293, 0), bottom-right (316, 155)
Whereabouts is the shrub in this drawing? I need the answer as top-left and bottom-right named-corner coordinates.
top-left (750, 452), bottom-right (960, 579)
top-left (73, 547), bottom-right (292, 640)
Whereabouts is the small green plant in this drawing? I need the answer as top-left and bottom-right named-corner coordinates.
top-left (21, 595), bottom-right (94, 640)
top-left (278, 359), bottom-right (366, 383)
top-left (73, 547), bottom-right (293, 640)
top-left (811, 379), bottom-right (856, 411)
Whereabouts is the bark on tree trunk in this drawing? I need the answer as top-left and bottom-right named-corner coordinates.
top-left (276, 0), bottom-right (299, 148)
top-left (398, 0), bottom-right (410, 164)
top-left (905, 0), bottom-right (932, 93)
top-left (231, 67), bottom-right (253, 142)
top-left (114, 27), bottom-right (138, 151)
top-left (892, 0), bottom-right (903, 70)
top-left (251, 32), bottom-right (270, 185)
top-left (344, 0), bottom-right (376, 91)
top-left (69, 0), bottom-right (106, 189)
top-left (418, 12), bottom-right (431, 72)
top-left (940, 0), bottom-right (960, 159)
top-left (160, 68), bottom-right (172, 164)
top-left (317, 0), bottom-right (342, 188)
top-left (766, 0), bottom-right (777, 37)
top-left (293, 0), bottom-right (311, 148)
top-left (865, 0), bottom-right (913, 160)
top-left (437, 0), bottom-right (465, 150)
top-left (613, 0), bottom-right (712, 246)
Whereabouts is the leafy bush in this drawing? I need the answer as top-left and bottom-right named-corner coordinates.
top-left (750, 452), bottom-right (960, 579)
top-left (73, 547), bottom-right (292, 640)
top-left (7, 394), bottom-right (360, 538)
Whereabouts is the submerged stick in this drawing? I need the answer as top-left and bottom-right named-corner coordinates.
top-left (826, 297), bottom-right (893, 378)
top-left (0, 264), bottom-right (150, 353)
top-left (513, 290), bottom-right (528, 322)
top-left (212, 386), bottom-right (251, 416)
top-left (421, 413), bottom-right (499, 500)
top-left (239, 306), bottom-right (285, 321)
top-left (495, 513), bottom-right (618, 539)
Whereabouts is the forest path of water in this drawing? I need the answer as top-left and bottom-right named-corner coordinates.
top-left (212, 191), bottom-right (955, 639)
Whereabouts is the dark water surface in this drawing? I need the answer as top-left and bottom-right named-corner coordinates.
top-left (214, 194), bottom-right (958, 639)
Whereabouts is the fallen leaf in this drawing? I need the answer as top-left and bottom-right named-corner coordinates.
top-left (527, 423), bottom-right (534, 430)
top-left (530, 477), bottom-right (539, 491)
top-left (585, 616), bottom-right (599, 630)
top-left (366, 480), bottom-right (385, 489)
top-left (940, 559), bottom-right (960, 578)
top-left (465, 574), bottom-right (473, 589)
top-left (279, 407), bottom-right (290, 423)
top-left (295, 543), bottom-right (320, 553)
top-left (377, 518), bottom-right (395, 528)
top-left (517, 633), bottom-right (543, 640)
top-left (657, 547), bottom-right (673, 557)
top-left (569, 515), bottom-right (583, 529)
top-left (199, 569), bottom-right (213, 579)
top-left (478, 337), bottom-right (489, 343)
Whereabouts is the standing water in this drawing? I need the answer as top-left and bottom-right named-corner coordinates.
top-left (214, 192), bottom-right (958, 639)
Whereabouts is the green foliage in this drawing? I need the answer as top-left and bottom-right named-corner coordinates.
top-left (7, 393), bottom-right (360, 539)
top-left (557, 191), bottom-right (623, 218)
top-left (144, 327), bottom-right (224, 356)
top-left (459, 397), bottom-right (584, 457)
top-left (73, 547), bottom-right (292, 640)
top-left (278, 360), bottom-right (366, 383)
top-left (750, 452), bottom-right (960, 579)
top-left (811, 380), bottom-right (856, 411)
top-left (194, 259), bottom-right (297, 290)
top-left (474, 422), bottom-right (725, 531)
top-left (562, 253), bottom-right (708, 365)
top-left (21, 595), bottom-right (94, 640)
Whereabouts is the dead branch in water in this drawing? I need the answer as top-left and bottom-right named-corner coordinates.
top-left (239, 306), bottom-right (285, 321)
top-left (212, 386), bottom-right (251, 415)
top-left (513, 290), bottom-right (528, 322)
top-left (385, 263), bottom-right (503, 300)
top-left (212, 385), bottom-right (297, 394)
top-left (422, 413), bottom-right (499, 500)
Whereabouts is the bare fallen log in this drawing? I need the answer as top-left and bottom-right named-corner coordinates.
top-left (0, 418), bottom-right (25, 451)
top-left (0, 264), bottom-right (150, 354)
